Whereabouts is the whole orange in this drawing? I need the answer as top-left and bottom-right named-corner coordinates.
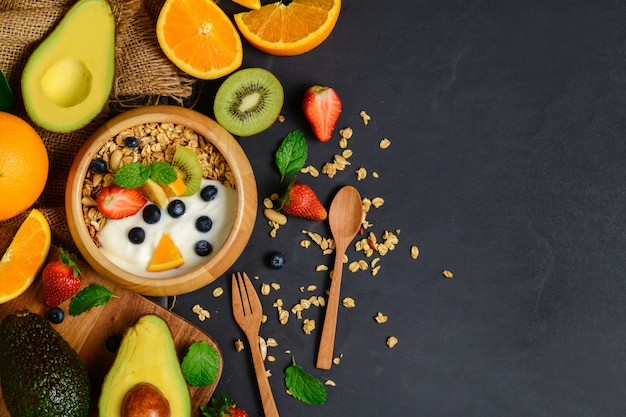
top-left (0, 112), bottom-right (49, 221)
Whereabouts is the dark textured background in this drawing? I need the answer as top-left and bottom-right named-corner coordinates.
top-left (178, 1), bottom-right (626, 415)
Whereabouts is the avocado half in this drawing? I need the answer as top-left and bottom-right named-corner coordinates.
top-left (21, 0), bottom-right (115, 133)
top-left (99, 315), bottom-right (191, 417)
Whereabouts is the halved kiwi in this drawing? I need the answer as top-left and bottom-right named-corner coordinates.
top-left (213, 67), bottom-right (284, 137)
top-left (172, 146), bottom-right (202, 196)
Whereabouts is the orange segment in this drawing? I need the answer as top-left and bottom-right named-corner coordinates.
top-left (156, 0), bottom-right (243, 79)
top-left (234, 0), bottom-right (341, 56)
top-left (147, 233), bottom-right (185, 272)
top-left (0, 209), bottom-right (51, 303)
top-left (232, 0), bottom-right (261, 9)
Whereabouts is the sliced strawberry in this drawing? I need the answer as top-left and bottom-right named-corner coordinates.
top-left (303, 85), bottom-right (342, 142)
top-left (96, 185), bottom-right (146, 219)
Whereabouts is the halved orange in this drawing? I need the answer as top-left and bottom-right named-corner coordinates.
top-left (156, 0), bottom-right (243, 80)
top-left (0, 209), bottom-right (51, 303)
top-left (232, 0), bottom-right (261, 9)
top-left (147, 233), bottom-right (185, 272)
top-left (234, 0), bottom-right (341, 56)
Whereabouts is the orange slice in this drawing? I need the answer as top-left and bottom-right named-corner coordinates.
top-left (147, 233), bottom-right (185, 272)
top-left (156, 0), bottom-right (243, 80)
top-left (234, 0), bottom-right (341, 56)
top-left (232, 0), bottom-right (261, 9)
top-left (0, 209), bottom-right (51, 303)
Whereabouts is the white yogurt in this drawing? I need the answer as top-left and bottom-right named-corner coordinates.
top-left (98, 179), bottom-right (237, 278)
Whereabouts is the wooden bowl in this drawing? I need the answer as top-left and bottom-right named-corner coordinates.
top-left (65, 105), bottom-right (257, 296)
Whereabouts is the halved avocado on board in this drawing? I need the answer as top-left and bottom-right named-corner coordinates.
top-left (21, 0), bottom-right (115, 133)
top-left (99, 314), bottom-right (191, 417)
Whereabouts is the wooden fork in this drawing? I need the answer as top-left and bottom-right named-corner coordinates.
top-left (231, 272), bottom-right (280, 417)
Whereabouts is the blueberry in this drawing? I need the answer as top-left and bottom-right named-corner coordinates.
top-left (128, 227), bottom-right (145, 244)
top-left (167, 200), bottom-right (185, 218)
top-left (195, 215), bottom-right (213, 232)
top-left (124, 136), bottom-right (140, 149)
top-left (195, 240), bottom-right (213, 256)
top-left (142, 204), bottom-right (161, 224)
top-left (267, 251), bottom-right (285, 269)
top-left (105, 335), bottom-right (122, 352)
top-left (200, 185), bottom-right (218, 202)
top-left (47, 307), bottom-right (65, 324)
top-left (89, 158), bottom-right (107, 174)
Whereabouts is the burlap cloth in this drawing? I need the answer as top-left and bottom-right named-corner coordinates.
top-left (0, 0), bottom-right (198, 252)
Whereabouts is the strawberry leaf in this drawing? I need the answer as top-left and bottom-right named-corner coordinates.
top-left (68, 284), bottom-right (117, 316)
top-left (285, 356), bottom-right (327, 405)
top-left (276, 129), bottom-right (308, 182)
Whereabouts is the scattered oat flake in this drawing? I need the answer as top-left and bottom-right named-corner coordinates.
top-left (442, 269), bottom-right (454, 278)
top-left (325, 380), bottom-right (337, 386)
top-left (315, 264), bottom-right (328, 272)
top-left (375, 312), bottom-right (388, 323)
top-left (212, 287), bottom-right (224, 297)
top-left (411, 245), bottom-right (419, 259)
top-left (379, 138), bottom-right (391, 149)
top-left (261, 283), bottom-right (271, 295)
top-left (339, 127), bottom-right (353, 139)
top-left (356, 167), bottom-right (367, 180)
top-left (333, 357), bottom-right (341, 365)
top-left (360, 110), bottom-right (371, 125)
top-left (342, 297), bottom-right (356, 308)
top-left (371, 197), bottom-right (384, 208)
top-left (235, 339), bottom-right (244, 352)
top-left (386, 336), bottom-right (399, 348)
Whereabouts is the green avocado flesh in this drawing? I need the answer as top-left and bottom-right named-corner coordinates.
top-left (99, 314), bottom-right (191, 417)
top-left (21, 0), bottom-right (115, 133)
top-left (0, 311), bottom-right (90, 417)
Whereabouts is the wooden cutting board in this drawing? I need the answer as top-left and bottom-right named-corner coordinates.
top-left (0, 245), bottom-right (223, 417)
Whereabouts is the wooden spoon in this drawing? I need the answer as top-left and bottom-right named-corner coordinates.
top-left (316, 185), bottom-right (363, 370)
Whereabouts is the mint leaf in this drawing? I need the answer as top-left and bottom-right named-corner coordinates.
top-left (69, 284), bottom-right (117, 316)
top-left (150, 161), bottom-right (177, 185)
top-left (276, 130), bottom-right (308, 182)
top-left (114, 162), bottom-right (150, 188)
top-left (285, 357), bottom-right (327, 405)
top-left (181, 341), bottom-right (221, 386)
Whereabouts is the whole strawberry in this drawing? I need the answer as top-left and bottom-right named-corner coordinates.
top-left (281, 183), bottom-right (327, 221)
top-left (201, 393), bottom-right (249, 417)
top-left (42, 248), bottom-right (82, 308)
top-left (303, 85), bottom-right (342, 142)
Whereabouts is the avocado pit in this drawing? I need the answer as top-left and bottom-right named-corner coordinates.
top-left (121, 383), bottom-right (171, 417)
top-left (40, 57), bottom-right (92, 107)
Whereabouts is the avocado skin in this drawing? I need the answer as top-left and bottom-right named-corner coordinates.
top-left (0, 312), bottom-right (90, 417)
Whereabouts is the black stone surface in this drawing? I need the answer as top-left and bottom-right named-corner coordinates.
top-left (179, 1), bottom-right (626, 416)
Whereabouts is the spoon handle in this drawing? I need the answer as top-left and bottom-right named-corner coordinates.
top-left (316, 243), bottom-right (347, 370)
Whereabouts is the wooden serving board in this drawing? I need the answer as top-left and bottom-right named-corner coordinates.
top-left (0, 245), bottom-right (222, 417)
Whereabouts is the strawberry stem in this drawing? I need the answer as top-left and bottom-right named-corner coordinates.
top-left (58, 247), bottom-right (82, 278)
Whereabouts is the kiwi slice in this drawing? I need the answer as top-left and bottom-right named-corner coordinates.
top-left (213, 67), bottom-right (284, 137)
top-left (172, 146), bottom-right (202, 196)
